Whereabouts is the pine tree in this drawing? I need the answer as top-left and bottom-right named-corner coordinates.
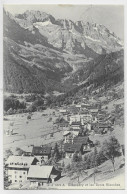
top-left (53, 143), bottom-right (60, 162)
top-left (61, 161), bottom-right (65, 168)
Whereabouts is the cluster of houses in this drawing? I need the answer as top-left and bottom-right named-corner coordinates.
top-left (59, 101), bottom-right (114, 158)
top-left (59, 101), bottom-right (114, 135)
top-left (5, 100), bottom-right (115, 188)
top-left (5, 145), bottom-right (61, 188)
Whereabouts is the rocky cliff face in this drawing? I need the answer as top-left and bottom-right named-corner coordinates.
top-left (3, 9), bottom-right (124, 94)
top-left (14, 10), bottom-right (123, 55)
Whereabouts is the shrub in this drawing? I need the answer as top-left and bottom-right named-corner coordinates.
top-left (4, 96), bottom-right (26, 112)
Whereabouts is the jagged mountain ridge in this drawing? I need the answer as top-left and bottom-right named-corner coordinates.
top-left (14, 10), bottom-right (123, 55)
top-left (3, 9), bottom-right (124, 94)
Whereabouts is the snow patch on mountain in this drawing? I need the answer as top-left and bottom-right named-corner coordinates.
top-left (33, 21), bottom-right (52, 28)
top-left (85, 36), bottom-right (101, 42)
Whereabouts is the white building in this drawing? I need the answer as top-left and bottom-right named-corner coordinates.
top-left (6, 156), bottom-right (38, 184)
top-left (63, 130), bottom-right (79, 143)
top-left (70, 114), bottom-right (92, 125)
top-left (75, 104), bottom-right (81, 108)
top-left (59, 109), bottom-right (67, 113)
top-left (69, 115), bottom-right (80, 124)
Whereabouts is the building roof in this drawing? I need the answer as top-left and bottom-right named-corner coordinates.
top-left (63, 130), bottom-right (79, 137)
top-left (63, 131), bottom-right (71, 136)
top-left (82, 103), bottom-right (90, 106)
top-left (70, 115), bottom-right (80, 119)
top-left (70, 128), bottom-right (80, 131)
top-left (64, 143), bottom-right (82, 152)
top-left (90, 109), bottom-right (98, 113)
top-left (32, 146), bottom-right (52, 156)
top-left (76, 105), bottom-right (81, 108)
top-left (59, 109), bottom-right (67, 113)
top-left (70, 114), bottom-right (92, 120)
top-left (71, 121), bottom-right (81, 126)
top-left (6, 156), bottom-right (36, 168)
top-left (27, 165), bottom-right (53, 179)
top-left (72, 131), bottom-right (79, 136)
top-left (73, 136), bottom-right (90, 144)
top-left (79, 109), bottom-right (89, 114)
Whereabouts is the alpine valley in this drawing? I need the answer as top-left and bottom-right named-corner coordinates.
top-left (3, 9), bottom-right (124, 94)
top-left (3, 8), bottom-right (125, 189)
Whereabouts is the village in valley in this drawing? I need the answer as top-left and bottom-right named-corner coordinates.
top-left (3, 84), bottom-right (125, 189)
top-left (3, 4), bottom-right (125, 190)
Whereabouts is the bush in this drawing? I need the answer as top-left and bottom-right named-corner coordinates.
top-left (32, 98), bottom-right (44, 107)
top-left (27, 115), bottom-right (31, 120)
top-left (4, 96), bottom-right (26, 112)
top-left (5, 149), bottom-right (13, 159)
top-left (72, 151), bottom-right (82, 162)
top-left (15, 147), bottom-right (25, 156)
top-left (27, 104), bottom-right (36, 112)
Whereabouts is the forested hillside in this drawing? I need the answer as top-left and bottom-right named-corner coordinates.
top-left (3, 9), bottom-right (124, 95)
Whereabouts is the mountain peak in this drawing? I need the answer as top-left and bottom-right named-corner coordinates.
top-left (3, 9), bottom-right (124, 94)
top-left (6, 9), bottom-right (123, 54)
top-left (15, 10), bottom-right (56, 24)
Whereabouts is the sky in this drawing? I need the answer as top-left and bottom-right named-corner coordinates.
top-left (4, 4), bottom-right (124, 40)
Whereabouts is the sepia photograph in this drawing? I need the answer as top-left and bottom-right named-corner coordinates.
top-left (2, 2), bottom-right (125, 190)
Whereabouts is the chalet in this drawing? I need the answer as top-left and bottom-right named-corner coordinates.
top-left (64, 143), bottom-right (82, 158)
top-left (97, 115), bottom-right (106, 122)
top-left (63, 130), bottom-right (79, 143)
top-left (27, 165), bottom-right (61, 187)
top-left (70, 114), bottom-right (92, 126)
top-left (32, 146), bottom-right (52, 162)
top-left (69, 115), bottom-right (80, 124)
top-left (63, 131), bottom-right (71, 143)
top-left (81, 115), bottom-right (93, 124)
top-left (58, 120), bottom-right (69, 127)
top-left (69, 128), bottom-right (80, 132)
top-left (70, 121), bottom-right (81, 129)
top-left (98, 123), bottom-right (113, 134)
top-left (73, 136), bottom-right (94, 151)
top-left (64, 137), bottom-right (94, 158)
top-left (5, 156), bottom-right (38, 184)
top-left (93, 123), bottom-right (113, 134)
